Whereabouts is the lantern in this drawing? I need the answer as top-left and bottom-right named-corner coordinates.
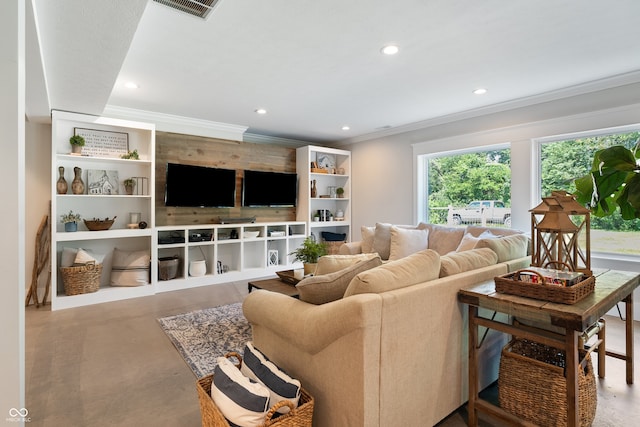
top-left (530, 191), bottom-right (591, 276)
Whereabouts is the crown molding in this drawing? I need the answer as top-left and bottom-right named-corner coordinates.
top-left (243, 132), bottom-right (313, 147)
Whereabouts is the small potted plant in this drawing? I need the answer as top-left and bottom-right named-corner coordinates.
top-left (289, 236), bottom-right (328, 275)
top-left (120, 149), bottom-right (140, 160)
top-left (336, 187), bottom-right (345, 198)
top-left (69, 135), bottom-right (85, 155)
top-left (123, 178), bottom-right (136, 195)
top-left (61, 210), bottom-right (82, 232)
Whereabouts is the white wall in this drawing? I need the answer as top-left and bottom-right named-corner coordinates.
top-left (1, 0), bottom-right (26, 420)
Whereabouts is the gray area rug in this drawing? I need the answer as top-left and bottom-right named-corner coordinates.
top-left (158, 302), bottom-right (251, 378)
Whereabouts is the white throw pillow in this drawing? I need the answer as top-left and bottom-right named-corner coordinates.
top-left (456, 230), bottom-right (496, 252)
top-left (240, 342), bottom-right (301, 414)
top-left (389, 226), bottom-right (429, 260)
top-left (361, 226), bottom-right (375, 253)
top-left (74, 248), bottom-right (97, 265)
top-left (372, 223), bottom-right (393, 260)
top-left (211, 356), bottom-right (270, 426)
top-left (110, 248), bottom-right (150, 287)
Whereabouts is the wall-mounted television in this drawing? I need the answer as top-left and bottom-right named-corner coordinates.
top-left (165, 163), bottom-right (236, 208)
top-left (242, 170), bottom-right (297, 207)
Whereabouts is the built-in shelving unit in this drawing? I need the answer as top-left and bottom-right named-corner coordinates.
top-left (296, 145), bottom-right (351, 244)
top-left (155, 222), bottom-right (306, 292)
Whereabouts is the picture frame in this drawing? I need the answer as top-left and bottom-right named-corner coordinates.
top-left (87, 169), bottom-right (119, 195)
top-left (74, 128), bottom-right (129, 158)
top-left (316, 153), bottom-right (336, 170)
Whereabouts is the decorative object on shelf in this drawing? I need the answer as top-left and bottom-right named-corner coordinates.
top-left (60, 261), bottom-right (102, 295)
top-left (87, 169), bottom-right (119, 195)
top-left (335, 209), bottom-right (344, 220)
top-left (83, 216), bottom-right (116, 231)
top-left (530, 190), bottom-right (591, 276)
top-left (68, 134), bottom-right (85, 155)
top-left (289, 236), bottom-right (328, 275)
top-left (138, 221), bottom-right (148, 229)
top-left (243, 230), bottom-right (260, 239)
top-left (73, 127), bottom-right (128, 158)
top-left (158, 256), bottom-right (179, 281)
top-left (268, 249), bottom-right (279, 267)
top-left (129, 212), bottom-right (141, 224)
top-left (60, 210), bottom-right (81, 232)
top-left (337, 167), bottom-right (345, 175)
top-left (132, 176), bottom-right (148, 195)
top-left (189, 260), bottom-right (207, 277)
top-left (120, 149), bottom-right (140, 160)
top-left (123, 178), bottom-right (136, 195)
top-left (574, 139), bottom-right (640, 220)
top-left (311, 179), bottom-right (317, 198)
top-left (56, 166), bottom-right (68, 194)
top-left (71, 166), bottom-right (84, 194)
top-left (336, 187), bottom-right (344, 198)
top-left (316, 153), bottom-right (336, 170)
top-left (328, 186), bottom-right (337, 198)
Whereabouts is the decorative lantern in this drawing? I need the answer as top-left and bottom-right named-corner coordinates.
top-left (530, 190), bottom-right (591, 276)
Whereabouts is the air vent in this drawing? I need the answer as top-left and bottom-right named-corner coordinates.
top-left (153, 0), bottom-right (220, 19)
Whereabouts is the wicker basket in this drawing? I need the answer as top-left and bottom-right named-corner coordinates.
top-left (83, 217), bottom-right (116, 231)
top-left (60, 261), bottom-right (102, 295)
top-left (158, 256), bottom-right (179, 280)
top-left (197, 353), bottom-right (314, 427)
top-left (495, 269), bottom-right (595, 304)
top-left (499, 339), bottom-right (597, 427)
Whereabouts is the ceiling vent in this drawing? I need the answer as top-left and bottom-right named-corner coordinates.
top-left (153, 0), bottom-right (220, 20)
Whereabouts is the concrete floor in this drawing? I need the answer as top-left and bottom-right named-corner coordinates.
top-left (26, 282), bottom-right (640, 426)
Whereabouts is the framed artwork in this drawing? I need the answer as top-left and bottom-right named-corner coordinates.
top-left (316, 153), bottom-right (336, 170)
top-left (87, 169), bottom-right (119, 195)
top-left (74, 128), bottom-right (129, 158)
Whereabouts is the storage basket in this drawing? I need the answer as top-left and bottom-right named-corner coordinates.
top-left (158, 256), bottom-right (179, 280)
top-left (499, 338), bottom-right (597, 427)
top-left (495, 269), bottom-right (595, 304)
top-left (60, 261), bottom-right (102, 295)
top-left (83, 217), bottom-right (116, 231)
top-left (197, 353), bottom-right (314, 427)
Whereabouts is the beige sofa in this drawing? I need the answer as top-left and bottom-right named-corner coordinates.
top-left (243, 223), bottom-right (530, 426)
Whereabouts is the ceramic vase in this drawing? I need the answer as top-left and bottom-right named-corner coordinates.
top-left (311, 180), bottom-right (317, 198)
top-left (56, 166), bottom-right (68, 194)
top-left (64, 222), bottom-right (77, 232)
top-left (71, 166), bottom-right (84, 194)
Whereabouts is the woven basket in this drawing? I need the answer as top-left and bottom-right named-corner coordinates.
top-left (495, 269), bottom-right (595, 304)
top-left (60, 261), bottom-right (102, 295)
top-left (197, 353), bottom-right (314, 427)
top-left (499, 339), bottom-right (597, 427)
top-left (83, 217), bottom-right (116, 231)
top-left (158, 257), bottom-right (179, 280)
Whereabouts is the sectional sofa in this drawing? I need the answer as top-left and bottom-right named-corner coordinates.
top-left (242, 223), bottom-right (530, 426)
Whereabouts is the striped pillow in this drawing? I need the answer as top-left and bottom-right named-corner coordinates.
top-left (211, 356), bottom-right (270, 426)
top-left (240, 342), bottom-right (301, 414)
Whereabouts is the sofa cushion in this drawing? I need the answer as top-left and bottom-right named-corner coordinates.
top-left (418, 223), bottom-right (465, 255)
top-left (296, 255), bottom-right (382, 304)
top-left (475, 234), bottom-right (529, 262)
top-left (389, 226), bottom-right (429, 261)
top-left (465, 225), bottom-right (523, 237)
top-left (240, 342), bottom-right (301, 414)
top-left (110, 248), bottom-right (150, 287)
top-left (315, 253), bottom-right (380, 276)
top-left (455, 230), bottom-right (497, 252)
top-left (440, 248), bottom-right (498, 277)
top-left (344, 249), bottom-right (440, 297)
top-left (361, 226), bottom-right (375, 253)
top-left (211, 356), bottom-right (270, 427)
top-left (372, 222), bottom-right (393, 260)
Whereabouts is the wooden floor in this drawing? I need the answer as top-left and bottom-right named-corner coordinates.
top-left (26, 281), bottom-right (640, 426)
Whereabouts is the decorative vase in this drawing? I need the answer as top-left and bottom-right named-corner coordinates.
top-left (71, 166), bottom-right (84, 194)
top-left (311, 180), bottom-right (317, 198)
top-left (189, 260), bottom-right (207, 277)
top-left (56, 166), bottom-right (68, 194)
top-left (64, 222), bottom-right (77, 232)
top-left (303, 263), bottom-right (317, 276)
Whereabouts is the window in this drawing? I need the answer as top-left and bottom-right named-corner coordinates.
top-left (538, 127), bottom-right (640, 256)
top-left (420, 146), bottom-right (511, 227)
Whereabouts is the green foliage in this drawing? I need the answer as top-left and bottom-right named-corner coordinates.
top-left (289, 237), bottom-right (327, 264)
top-left (121, 149), bottom-right (140, 160)
top-left (60, 210), bottom-right (81, 223)
top-left (69, 135), bottom-right (85, 146)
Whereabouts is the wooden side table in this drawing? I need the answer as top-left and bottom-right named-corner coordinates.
top-left (458, 268), bottom-right (640, 427)
top-left (248, 277), bottom-right (299, 298)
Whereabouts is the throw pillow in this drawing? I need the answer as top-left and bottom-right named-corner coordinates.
top-left (419, 223), bottom-right (465, 255)
top-left (211, 356), bottom-right (270, 427)
top-left (240, 342), bottom-right (301, 414)
top-left (74, 248), bottom-right (97, 265)
top-left (361, 226), bottom-right (375, 253)
top-left (372, 222), bottom-right (393, 260)
top-left (440, 248), bottom-right (498, 277)
top-left (344, 249), bottom-right (440, 297)
top-left (111, 248), bottom-right (150, 287)
top-left (314, 253), bottom-right (380, 276)
top-left (475, 234), bottom-right (529, 263)
top-left (455, 230), bottom-right (497, 252)
top-left (296, 255), bottom-right (382, 304)
top-left (61, 247), bottom-right (106, 267)
top-left (388, 226), bottom-right (429, 261)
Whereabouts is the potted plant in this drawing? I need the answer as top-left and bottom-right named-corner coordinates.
top-left (61, 210), bottom-right (82, 232)
top-left (121, 149), bottom-right (140, 160)
top-left (289, 236), bottom-right (327, 275)
top-left (336, 187), bottom-right (345, 198)
top-left (69, 135), bottom-right (85, 155)
top-left (123, 178), bottom-right (136, 195)
top-left (574, 139), bottom-right (640, 219)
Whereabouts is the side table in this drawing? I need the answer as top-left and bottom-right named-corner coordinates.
top-left (248, 277), bottom-right (299, 298)
top-left (458, 268), bottom-right (640, 427)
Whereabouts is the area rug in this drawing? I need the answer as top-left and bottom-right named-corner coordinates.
top-left (158, 302), bottom-right (251, 378)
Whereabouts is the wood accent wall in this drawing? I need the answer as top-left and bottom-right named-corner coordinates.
top-left (155, 132), bottom-right (297, 226)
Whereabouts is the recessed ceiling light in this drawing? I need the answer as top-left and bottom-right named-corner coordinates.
top-left (341, 125), bottom-right (350, 131)
top-left (255, 108), bottom-right (267, 115)
top-left (381, 45), bottom-right (399, 55)
top-left (125, 82), bottom-right (139, 89)
top-left (473, 88), bottom-right (487, 95)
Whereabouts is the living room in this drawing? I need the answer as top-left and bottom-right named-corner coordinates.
top-left (4, 0), bottom-right (640, 425)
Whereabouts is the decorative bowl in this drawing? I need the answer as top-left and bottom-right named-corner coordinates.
top-left (243, 230), bottom-right (260, 239)
top-left (84, 217), bottom-right (116, 231)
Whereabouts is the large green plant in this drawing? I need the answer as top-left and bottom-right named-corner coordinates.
top-left (574, 139), bottom-right (640, 219)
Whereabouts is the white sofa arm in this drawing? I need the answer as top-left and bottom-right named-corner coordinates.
top-left (243, 290), bottom-right (381, 354)
top-left (338, 241), bottom-right (362, 255)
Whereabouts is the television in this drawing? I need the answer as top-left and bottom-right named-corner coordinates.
top-left (164, 163), bottom-right (236, 207)
top-left (242, 170), bottom-right (297, 207)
